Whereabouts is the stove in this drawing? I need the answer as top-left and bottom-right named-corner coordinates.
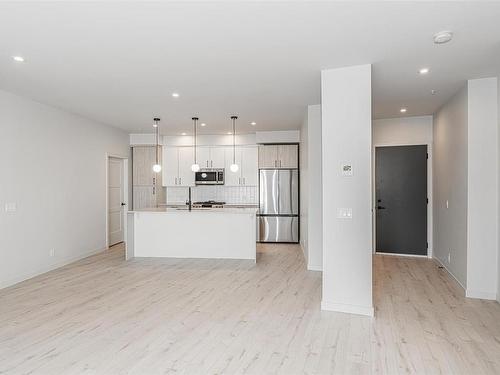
top-left (192, 200), bottom-right (226, 208)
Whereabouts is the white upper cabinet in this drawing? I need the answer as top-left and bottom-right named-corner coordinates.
top-left (162, 146), bottom-right (195, 186)
top-left (197, 146), bottom-right (225, 168)
top-left (225, 146), bottom-right (258, 186)
top-left (178, 147), bottom-right (195, 186)
top-left (210, 147), bottom-right (226, 168)
top-left (258, 144), bottom-right (298, 169)
top-left (163, 144), bottom-right (259, 187)
top-left (241, 146), bottom-right (258, 186)
top-left (224, 146), bottom-right (242, 186)
top-left (162, 146), bottom-right (179, 186)
top-left (196, 147), bottom-right (211, 169)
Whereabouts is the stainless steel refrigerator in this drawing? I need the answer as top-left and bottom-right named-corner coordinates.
top-left (258, 169), bottom-right (299, 243)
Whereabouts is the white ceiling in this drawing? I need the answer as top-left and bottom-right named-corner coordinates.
top-left (1, 1), bottom-right (500, 135)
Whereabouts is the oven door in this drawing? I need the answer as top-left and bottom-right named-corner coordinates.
top-left (195, 171), bottom-right (218, 184)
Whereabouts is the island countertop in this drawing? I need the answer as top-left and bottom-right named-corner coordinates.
top-left (128, 207), bottom-right (258, 214)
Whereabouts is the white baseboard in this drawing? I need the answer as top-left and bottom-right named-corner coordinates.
top-left (465, 289), bottom-right (497, 300)
top-left (307, 264), bottom-right (322, 271)
top-left (321, 300), bottom-right (374, 317)
top-left (1, 247), bottom-right (106, 289)
top-left (432, 256), bottom-right (466, 290)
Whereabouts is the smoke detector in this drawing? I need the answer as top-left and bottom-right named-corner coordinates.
top-left (434, 31), bottom-right (453, 44)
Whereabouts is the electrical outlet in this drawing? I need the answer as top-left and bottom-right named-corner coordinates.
top-left (337, 208), bottom-right (353, 219)
top-left (49, 249), bottom-right (55, 257)
top-left (447, 252), bottom-right (451, 264)
top-left (5, 202), bottom-right (17, 212)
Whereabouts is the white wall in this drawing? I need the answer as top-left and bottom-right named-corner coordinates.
top-left (0, 89), bottom-right (130, 288)
top-left (321, 64), bottom-right (373, 316)
top-left (255, 130), bottom-right (300, 144)
top-left (498, 75), bottom-right (500, 303)
top-left (433, 85), bottom-right (468, 287)
top-left (466, 77), bottom-right (498, 300)
top-left (308, 105), bottom-right (323, 270)
top-left (372, 116), bottom-right (433, 256)
top-left (300, 110), bottom-right (309, 263)
top-left (373, 116), bottom-right (433, 145)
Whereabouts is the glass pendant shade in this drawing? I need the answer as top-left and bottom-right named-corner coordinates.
top-left (153, 164), bottom-right (162, 173)
top-left (230, 163), bottom-right (239, 173)
top-left (191, 163), bottom-right (200, 172)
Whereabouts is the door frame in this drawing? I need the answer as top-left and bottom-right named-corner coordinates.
top-left (371, 143), bottom-right (432, 258)
top-left (105, 153), bottom-right (129, 249)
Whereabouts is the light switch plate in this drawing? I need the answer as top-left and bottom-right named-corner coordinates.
top-left (5, 202), bottom-right (17, 212)
top-left (337, 208), bottom-right (353, 219)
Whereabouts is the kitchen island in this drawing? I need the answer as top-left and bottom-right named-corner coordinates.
top-left (126, 207), bottom-right (257, 261)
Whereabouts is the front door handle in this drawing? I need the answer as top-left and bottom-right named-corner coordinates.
top-left (121, 202), bottom-right (126, 206)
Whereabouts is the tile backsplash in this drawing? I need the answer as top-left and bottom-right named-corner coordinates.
top-left (165, 186), bottom-right (258, 205)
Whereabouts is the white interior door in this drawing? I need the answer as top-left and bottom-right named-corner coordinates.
top-left (108, 157), bottom-right (124, 246)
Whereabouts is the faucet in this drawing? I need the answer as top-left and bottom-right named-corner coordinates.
top-left (186, 186), bottom-right (192, 211)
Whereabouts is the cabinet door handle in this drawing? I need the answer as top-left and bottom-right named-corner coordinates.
top-left (179, 177), bottom-right (182, 185)
top-left (238, 177), bottom-right (241, 185)
top-left (175, 177), bottom-right (177, 185)
top-left (243, 177), bottom-right (245, 185)
top-left (280, 160), bottom-right (282, 168)
top-left (211, 160), bottom-right (213, 168)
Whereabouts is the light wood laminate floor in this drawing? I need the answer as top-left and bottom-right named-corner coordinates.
top-left (1, 244), bottom-right (500, 374)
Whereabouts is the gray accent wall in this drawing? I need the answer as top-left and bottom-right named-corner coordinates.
top-left (433, 85), bottom-right (468, 287)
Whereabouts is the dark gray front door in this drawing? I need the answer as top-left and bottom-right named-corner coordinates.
top-left (376, 145), bottom-right (427, 255)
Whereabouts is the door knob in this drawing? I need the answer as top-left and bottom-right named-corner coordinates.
top-left (121, 202), bottom-right (126, 206)
top-left (377, 206), bottom-right (386, 210)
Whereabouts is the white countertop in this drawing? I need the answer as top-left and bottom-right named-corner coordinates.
top-left (129, 207), bottom-right (258, 215)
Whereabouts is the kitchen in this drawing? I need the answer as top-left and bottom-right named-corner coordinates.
top-left (126, 118), bottom-right (299, 261)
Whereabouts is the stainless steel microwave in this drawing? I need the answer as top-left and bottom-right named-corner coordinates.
top-left (195, 169), bottom-right (225, 185)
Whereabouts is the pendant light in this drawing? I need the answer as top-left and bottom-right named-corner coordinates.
top-left (152, 118), bottom-right (162, 173)
top-left (191, 117), bottom-right (200, 172)
top-left (230, 116), bottom-right (239, 173)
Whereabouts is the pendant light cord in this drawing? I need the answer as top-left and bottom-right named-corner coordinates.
top-left (192, 117), bottom-right (198, 165)
top-left (231, 116), bottom-right (237, 164)
top-left (154, 118), bottom-right (160, 165)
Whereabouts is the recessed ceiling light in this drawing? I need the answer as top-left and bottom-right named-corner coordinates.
top-left (433, 31), bottom-right (453, 44)
top-left (227, 132), bottom-right (232, 135)
top-left (172, 92), bottom-right (180, 98)
top-left (400, 108), bottom-right (407, 113)
top-left (418, 68), bottom-right (430, 75)
top-left (12, 56), bottom-right (25, 62)
top-left (200, 123), bottom-right (206, 127)
top-left (181, 132), bottom-right (187, 136)
top-left (251, 122), bottom-right (257, 126)
top-left (431, 89), bottom-right (437, 95)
